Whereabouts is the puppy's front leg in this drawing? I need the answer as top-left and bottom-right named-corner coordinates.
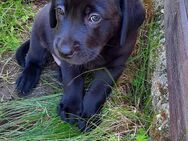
top-left (58, 62), bottom-right (84, 125)
top-left (78, 64), bottom-right (125, 131)
top-left (16, 36), bottom-right (50, 95)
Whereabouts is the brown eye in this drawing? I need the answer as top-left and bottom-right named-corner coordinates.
top-left (89, 13), bottom-right (102, 24)
top-left (56, 6), bottom-right (65, 16)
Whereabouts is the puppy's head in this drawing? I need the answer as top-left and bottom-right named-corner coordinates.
top-left (50, 0), bottom-right (145, 65)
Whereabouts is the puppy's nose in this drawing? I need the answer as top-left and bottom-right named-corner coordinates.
top-left (57, 40), bottom-right (80, 58)
top-left (58, 45), bottom-right (74, 58)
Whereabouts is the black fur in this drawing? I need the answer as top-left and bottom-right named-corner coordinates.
top-left (15, 39), bottom-right (30, 67)
top-left (16, 0), bottom-right (145, 131)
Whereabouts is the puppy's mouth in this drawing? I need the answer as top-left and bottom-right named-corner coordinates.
top-left (54, 46), bottom-right (102, 65)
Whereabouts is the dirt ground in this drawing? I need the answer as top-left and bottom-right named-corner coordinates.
top-left (0, 0), bottom-right (60, 101)
top-left (0, 52), bottom-right (64, 101)
top-left (0, 51), bottom-right (133, 102)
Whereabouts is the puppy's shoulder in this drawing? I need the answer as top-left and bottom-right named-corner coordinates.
top-left (33, 3), bottom-right (51, 27)
top-left (31, 3), bottom-right (53, 49)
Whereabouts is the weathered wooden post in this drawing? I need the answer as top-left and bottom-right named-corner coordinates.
top-left (165, 0), bottom-right (188, 140)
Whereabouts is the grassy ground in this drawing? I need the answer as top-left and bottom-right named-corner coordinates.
top-left (0, 0), bottom-right (162, 140)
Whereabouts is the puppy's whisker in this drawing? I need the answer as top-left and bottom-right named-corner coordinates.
top-left (95, 55), bottom-right (104, 64)
top-left (105, 44), bottom-right (117, 48)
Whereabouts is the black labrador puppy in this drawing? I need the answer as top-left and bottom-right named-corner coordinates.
top-left (16, 0), bottom-right (145, 131)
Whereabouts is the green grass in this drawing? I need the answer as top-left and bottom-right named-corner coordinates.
top-left (127, 20), bottom-right (162, 129)
top-left (129, 21), bottom-right (161, 111)
top-left (0, 1), bottom-right (163, 141)
top-left (0, 0), bottom-right (34, 54)
top-left (0, 93), bottom-right (149, 141)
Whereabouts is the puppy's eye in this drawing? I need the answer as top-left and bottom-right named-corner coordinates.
top-left (88, 13), bottom-right (102, 24)
top-left (56, 6), bottom-right (65, 16)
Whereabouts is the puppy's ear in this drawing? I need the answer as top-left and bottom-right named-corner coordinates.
top-left (120, 0), bottom-right (145, 47)
top-left (49, 0), bottom-right (57, 28)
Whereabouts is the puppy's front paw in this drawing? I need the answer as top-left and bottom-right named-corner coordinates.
top-left (78, 101), bottom-right (102, 132)
top-left (16, 66), bottom-right (41, 96)
top-left (58, 97), bottom-right (82, 125)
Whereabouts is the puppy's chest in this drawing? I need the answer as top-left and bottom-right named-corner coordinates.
top-left (83, 48), bottom-right (119, 70)
top-left (83, 57), bottom-right (106, 70)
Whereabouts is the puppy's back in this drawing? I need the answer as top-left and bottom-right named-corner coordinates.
top-left (31, 3), bottom-right (54, 49)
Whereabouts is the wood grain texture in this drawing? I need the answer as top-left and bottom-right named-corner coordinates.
top-left (165, 0), bottom-right (188, 140)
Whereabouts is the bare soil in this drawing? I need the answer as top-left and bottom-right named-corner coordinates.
top-left (0, 1), bottom-right (61, 102)
top-left (0, 52), bottom-right (63, 101)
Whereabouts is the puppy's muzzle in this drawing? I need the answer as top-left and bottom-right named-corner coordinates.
top-left (55, 38), bottom-right (81, 59)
